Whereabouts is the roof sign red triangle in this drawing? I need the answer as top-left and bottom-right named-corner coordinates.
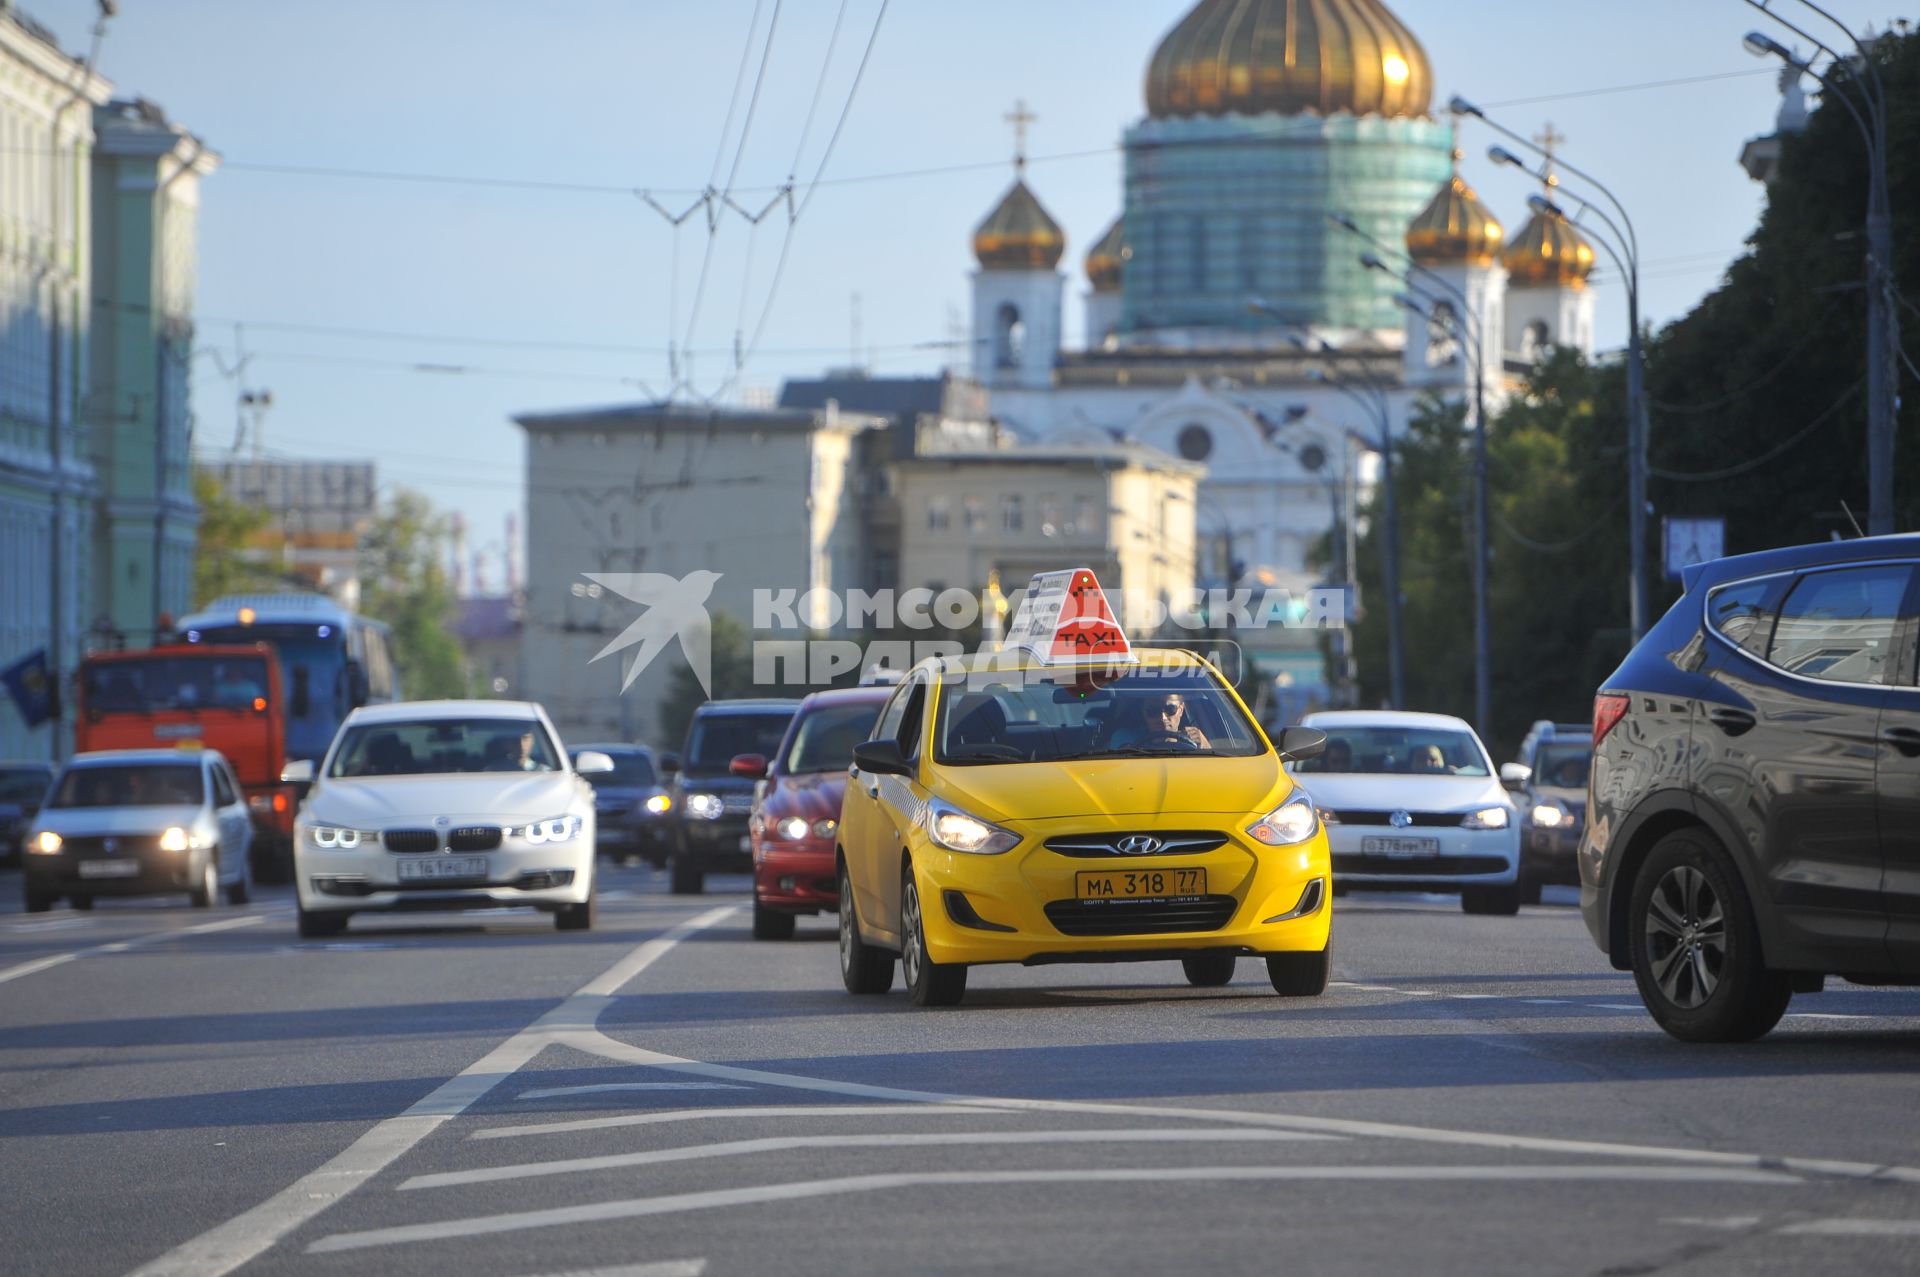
top-left (1003, 568), bottom-right (1134, 664)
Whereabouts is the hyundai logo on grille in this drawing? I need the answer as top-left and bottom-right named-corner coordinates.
top-left (1115, 834), bottom-right (1165, 856)
top-left (1389, 810), bottom-right (1413, 829)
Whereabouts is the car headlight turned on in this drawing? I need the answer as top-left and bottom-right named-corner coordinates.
top-left (29, 831), bottom-right (61, 855)
top-left (308, 825), bottom-right (378, 849)
top-left (159, 826), bottom-right (192, 852)
top-left (812, 818), bottom-right (837, 840)
top-left (644, 794), bottom-right (672, 815)
top-left (1461, 806), bottom-right (1512, 830)
top-left (1530, 802), bottom-right (1571, 829)
top-left (922, 799), bottom-right (1020, 856)
top-left (520, 815), bottom-right (582, 845)
top-left (1248, 792), bottom-right (1319, 846)
top-left (776, 816), bottom-right (811, 841)
top-left (685, 793), bottom-right (724, 821)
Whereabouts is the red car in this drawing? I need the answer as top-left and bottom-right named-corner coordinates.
top-left (738, 686), bottom-right (891, 940)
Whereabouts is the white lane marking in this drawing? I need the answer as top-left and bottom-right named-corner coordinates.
top-left (123, 904), bottom-right (738, 1277)
top-left (1589, 1003), bottom-right (1646, 1011)
top-left (1449, 993), bottom-right (1499, 1000)
top-left (516, 1083), bottom-right (749, 1101)
top-left (0, 913), bottom-right (268, 986)
top-left (1521, 999), bottom-right (1569, 1005)
top-left (473, 1104), bottom-right (1015, 1142)
top-left (1666, 1216), bottom-right (1764, 1230)
top-left (310, 1164), bottom-right (1803, 1253)
top-left (404, 1128), bottom-right (1331, 1191)
top-left (1785, 1013), bottom-right (1871, 1021)
top-left (1778, 1219), bottom-right (1920, 1237)
top-left (514, 1263), bottom-right (705, 1277)
top-left (556, 1026), bottom-right (1920, 1186)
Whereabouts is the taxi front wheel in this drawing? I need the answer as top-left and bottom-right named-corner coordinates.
top-left (1266, 941), bottom-right (1331, 997)
top-left (901, 868), bottom-right (967, 1008)
top-left (1181, 953), bottom-right (1236, 987)
top-left (839, 866), bottom-right (894, 995)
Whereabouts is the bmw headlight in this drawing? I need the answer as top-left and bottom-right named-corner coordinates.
top-left (775, 816), bottom-right (811, 841)
top-left (685, 793), bottom-right (724, 821)
top-left (1530, 802), bottom-right (1570, 829)
top-left (921, 799), bottom-right (1020, 856)
top-left (309, 825), bottom-right (378, 849)
top-left (1461, 806), bottom-right (1512, 831)
top-left (1248, 792), bottom-right (1319, 846)
top-left (520, 815), bottom-right (582, 844)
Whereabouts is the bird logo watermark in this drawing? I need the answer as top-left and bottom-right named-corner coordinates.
top-left (585, 570), bottom-right (723, 696)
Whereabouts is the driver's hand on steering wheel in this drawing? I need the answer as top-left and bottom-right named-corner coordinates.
top-left (1183, 725), bottom-right (1210, 748)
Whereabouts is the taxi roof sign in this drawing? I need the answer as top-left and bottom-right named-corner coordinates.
top-left (1002, 568), bottom-right (1134, 665)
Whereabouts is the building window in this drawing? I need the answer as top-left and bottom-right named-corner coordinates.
top-left (1177, 424), bottom-right (1213, 462)
top-left (995, 303), bottom-right (1025, 369)
top-left (928, 498), bottom-right (951, 533)
top-left (1426, 301), bottom-right (1460, 368)
top-left (963, 495), bottom-right (985, 534)
top-left (1072, 496), bottom-right (1095, 535)
top-left (1040, 499), bottom-right (1062, 538)
top-left (1521, 320), bottom-right (1552, 362)
top-left (1001, 494), bottom-right (1023, 533)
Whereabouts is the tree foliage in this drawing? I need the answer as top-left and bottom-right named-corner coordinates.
top-left (357, 489), bottom-right (469, 700)
top-left (191, 470), bottom-right (293, 607)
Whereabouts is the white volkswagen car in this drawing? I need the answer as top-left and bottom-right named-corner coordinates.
top-left (287, 701), bottom-right (610, 939)
top-left (1290, 710), bottom-right (1522, 915)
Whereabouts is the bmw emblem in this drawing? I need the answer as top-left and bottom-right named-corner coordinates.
top-left (1389, 810), bottom-right (1413, 829)
top-left (435, 817), bottom-right (450, 827)
top-left (1115, 834), bottom-right (1164, 856)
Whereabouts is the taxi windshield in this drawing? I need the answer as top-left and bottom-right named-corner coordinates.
top-left (933, 666), bottom-right (1265, 765)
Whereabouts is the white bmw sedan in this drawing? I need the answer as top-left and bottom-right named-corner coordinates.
top-left (1290, 710), bottom-right (1522, 915)
top-left (288, 701), bottom-right (611, 939)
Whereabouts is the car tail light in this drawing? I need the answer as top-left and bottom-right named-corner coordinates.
top-left (1593, 693), bottom-right (1629, 745)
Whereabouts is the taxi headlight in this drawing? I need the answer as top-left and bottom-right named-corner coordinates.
top-left (309, 825), bottom-right (376, 849)
top-left (644, 794), bottom-right (672, 815)
top-left (776, 816), bottom-right (811, 841)
top-left (685, 793), bottom-right (724, 821)
top-left (521, 815), bottom-right (582, 844)
top-left (29, 830), bottom-right (61, 855)
top-left (1530, 802), bottom-right (1569, 829)
top-left (922, 800), bottom-right (1020, 856)
top-left (1248, 792), bottom-right (1319, 846)
top-left (1462, 806), bottom-right (1511, 831)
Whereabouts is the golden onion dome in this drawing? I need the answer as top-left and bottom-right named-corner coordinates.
top-left (1503, 202), bottom-right (1596, 287)
top-left (1406, 153), bottom-right (1503, 267)
top-left (1145, 0), bottom-right (1433, 121)
top-left (973, 179), bottom-right (1066, 270)
top-left (1086, 217), bottom-right (1129, 292)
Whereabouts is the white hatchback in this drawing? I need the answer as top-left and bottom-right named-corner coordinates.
top-left (1291, 710), bottom-right (1522, 915)
top-left (288, 701), bottom-right (610, 938)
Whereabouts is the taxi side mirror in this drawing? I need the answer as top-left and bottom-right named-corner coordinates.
top-left (851, 740), bottom-right (912, 778)
top-left (1277, 726), bottom-right (1327, 763)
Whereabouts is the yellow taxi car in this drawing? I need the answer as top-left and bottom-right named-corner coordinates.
top-left (836, 646), bottom-right (1332, 1007)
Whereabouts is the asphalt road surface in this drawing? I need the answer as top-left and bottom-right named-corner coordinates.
top-left (4, 865), bottom-right (1919, 1277)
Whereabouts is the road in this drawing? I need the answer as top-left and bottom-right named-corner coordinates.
top-left (3, 865), bottom-right (1919, 1277)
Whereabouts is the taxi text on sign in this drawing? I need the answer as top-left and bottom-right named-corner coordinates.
top-left (1002, 569), bottom-right (1135, 665)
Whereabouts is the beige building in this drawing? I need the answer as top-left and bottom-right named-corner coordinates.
top-left (513, 401), bottom-right (885, 745)
top-left (892, 444), bottom-right (1200, 634)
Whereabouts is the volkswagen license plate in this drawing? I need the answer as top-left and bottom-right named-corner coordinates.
top-left (77, 859), bottom-right (141, 879)
top-left (1363, 836), bottom-right (1439, 858)
top-left (397, 856), bottom-right (487, 883)
top-left (1076, 868), bottom-right (1206, 901)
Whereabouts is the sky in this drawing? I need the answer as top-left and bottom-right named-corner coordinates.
top-left (24, 0), bottom-right (1909, 591)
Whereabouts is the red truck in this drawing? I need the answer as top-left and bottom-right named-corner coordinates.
top-left (74, 644), bottom-right (297, 880)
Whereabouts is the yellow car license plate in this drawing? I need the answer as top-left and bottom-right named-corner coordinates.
top-left (1076, 868), bottom-right (1207, 901)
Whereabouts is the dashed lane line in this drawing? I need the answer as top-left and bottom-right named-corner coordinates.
top-left (0, 913), bottom-right (271, 986)
top-left (515, 1083), bottom-right (748, 1101)
top-left (122, 904), bottom-right (740, 1277)
top-left (308, 1165), bottom-right (1804, 1254)
top-left (403, 1128), bottom-right (1334, 1191)
top-left (473, 1104), bottom-right (1012, 1142)
top-left (512, 1263), bottom-right (705, 1277)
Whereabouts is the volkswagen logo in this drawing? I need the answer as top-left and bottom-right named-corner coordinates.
top-left (1389, 810), bottom-right (1413, 829)
top-left (103, 837), bottom-right (118, 853)
top-left (1114, 834), bottom-right (1164, 856)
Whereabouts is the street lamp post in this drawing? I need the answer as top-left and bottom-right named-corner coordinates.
top-left (1743, 10), bottom-right (1898, 535)
top-left (1455, 98), bottom-right (1652, 641)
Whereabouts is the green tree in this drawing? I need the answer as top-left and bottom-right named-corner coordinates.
top-left (357, 489), bottom-right (469, 699)
top-left (191, 469), bottom-right (292, 607)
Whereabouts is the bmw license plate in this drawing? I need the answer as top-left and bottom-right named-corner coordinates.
top-left (397, 856), bottom-right (488, 883)
top-left (77, 860), bottom-right (141, 879)
top-left (1363, 836), bottom-right (1439, 858)
top-left (1076, 868), bottom-right (1206, 901)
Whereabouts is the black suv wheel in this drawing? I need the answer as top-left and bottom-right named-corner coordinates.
top-left (1628, 829), bottom-right (1791, 1042)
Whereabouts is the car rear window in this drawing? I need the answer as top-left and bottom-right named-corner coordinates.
top-left (784, 701), bottom-right (885, 774)
top-left (1706, 577), bottom-right (1789, 657)
top-left (685, 713), bottom-right (794, 774)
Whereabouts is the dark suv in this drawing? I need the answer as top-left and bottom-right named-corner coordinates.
top-left (1501, 721), bottom-right (1592, 903)
top-left (1583, 536), bottom-right (1920, 1041)
top-left (668, 699), bottom-right (799, 894)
